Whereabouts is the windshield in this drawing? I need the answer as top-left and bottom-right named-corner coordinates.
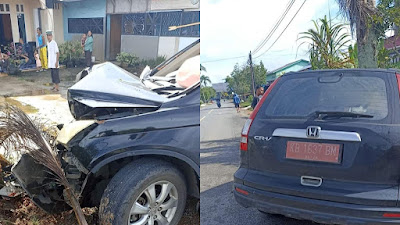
top-left (263, 75), bottom-right (388, 120)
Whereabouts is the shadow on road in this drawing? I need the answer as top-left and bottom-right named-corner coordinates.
top-left (201, 138), bottom-right (239, 166)
top-left (201, 181), bottom-right (316, 225)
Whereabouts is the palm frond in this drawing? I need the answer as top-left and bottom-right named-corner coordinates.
top-left (0, 103), bottom-right (88, 225)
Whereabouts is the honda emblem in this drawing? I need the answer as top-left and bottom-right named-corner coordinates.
top-left (306, 126), bottom-right (321, 138)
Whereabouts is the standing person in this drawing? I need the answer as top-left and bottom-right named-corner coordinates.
top-left (233, 94), bottom-right (241, 113)
top-left (36, 27), bottom-right (47, 70)
top-left (0, 50), bottom-right (9, 73)
top-left (84, 30), bottom-right (93, 67)
top-left (46, 30), bottom-right (60, 92)
top-left (81, 33), bottom-right (86, 49)
top-left (251, 85), bottom-right (264, 109)
top-left (34, 50), bottom-right (42, 72)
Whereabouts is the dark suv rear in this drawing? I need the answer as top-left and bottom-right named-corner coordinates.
top-left (234, 69), bottom-right (400, 225)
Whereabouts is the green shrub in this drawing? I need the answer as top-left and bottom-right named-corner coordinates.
top-left (59, 41), bottom-right (84, 65)
top-left (116, 52), bottom-right (139, 67)
top-left (140, 56), bottom-right (167, 68)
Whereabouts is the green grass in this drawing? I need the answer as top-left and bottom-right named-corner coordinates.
top-left (240, 101), bottom-right (251, 108)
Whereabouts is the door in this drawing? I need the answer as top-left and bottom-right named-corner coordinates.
top-left (0, 14), bottom-right (12, 47)
top-left (109, 14), bottom-right (122, 60)
top-left (17, 13), bottom-right (26, 43)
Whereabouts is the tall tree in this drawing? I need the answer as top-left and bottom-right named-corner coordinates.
top-left (225, 61), bottom-right (267, 95)
top-left (200, 75), bottom-right (211, 87)
top-left (336, 0), bottom-right (378, 68)
top-left (299, 16), bottom-right (352, 69)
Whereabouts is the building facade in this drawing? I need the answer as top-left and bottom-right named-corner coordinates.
top-left (1, 0), bottom-right (199, 63)
top-left (106, 0), bottom-right (200, 60)
top-left (62, 0), bottom-right (107, 61)
top-left (266, 59), bottom-right (311, 82)
top-left (0, 0), bottom-right (63, 48)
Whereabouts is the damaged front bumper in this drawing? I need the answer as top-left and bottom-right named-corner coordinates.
top-left (11, 120), bottom-right (96, 214)
top-left (12, 154), bottom-right (71, 213)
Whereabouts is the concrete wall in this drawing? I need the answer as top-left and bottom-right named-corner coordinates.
top-left (121, 35), bottom-right (159, 59)
top-left (53, 5), bottom-right (64, 44)
top-left (157, 37), bottom-right (198, 58)
top-left (63, 0), bottom-right (106, 61)
top-left (158, 37), bottom-right (178, 58)
top-left (107, 0), bottom-right (148, 14)
top-left (120, 36), bottom-right (197, 59)
top-left (150, 0), bottom-right (199, 11)
top-left (107, 0), bottom-right (199, 14)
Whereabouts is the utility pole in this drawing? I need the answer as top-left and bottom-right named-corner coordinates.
top-left (249, 51), bottom-right (256, 97)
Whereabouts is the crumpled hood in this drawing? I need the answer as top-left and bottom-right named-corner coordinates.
top-left (68, 62), bottom-right (168, 120)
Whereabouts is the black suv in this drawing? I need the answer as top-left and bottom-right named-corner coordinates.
top-left (234, 69), bottom-right (400, 225)
top-left (12, 41), bottom-right (200, 225)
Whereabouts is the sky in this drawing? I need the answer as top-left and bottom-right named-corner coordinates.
top-left (200, 0), bottom-right (354, 83)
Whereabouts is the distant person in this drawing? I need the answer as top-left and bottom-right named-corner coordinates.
top-left (251, 85), bottom-right (264, 109)
top-left (263, 82), bottom-right (270, 92)
top-left (34, 50), bottom-right (42, 72)
top-left (233, 94), bottom-right (241, 113)
top-left (46, 30), bottom-right (60, 92)
top-left (81, 33), bottom-right (87, 49)
top-left (36, 27), bottom-right (47, 70)
top-left (19, 38), bottom-right (35, 69)
top-left (0, 50), bottom-right (9, 73)
top-left (84, 30), bottom-right (93, 67)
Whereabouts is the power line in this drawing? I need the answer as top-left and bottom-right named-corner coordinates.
top-left (254, 0), bottom-right (307, 59)
top-left (252, 0), bottom-right (296, 55)
top-left (201, 55), bottom-right (247, 64)
top-left (201, 48), bottom-right (294, 64)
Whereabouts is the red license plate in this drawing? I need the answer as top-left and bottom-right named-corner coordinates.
top-left (286, 141), bottom-right (341, 163)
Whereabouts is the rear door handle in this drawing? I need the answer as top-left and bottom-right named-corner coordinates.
top-left (301, 176), bottom-right (322, 187)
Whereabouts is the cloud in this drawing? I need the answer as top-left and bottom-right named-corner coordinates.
top-left (201, 0), bottom-right (353, 83)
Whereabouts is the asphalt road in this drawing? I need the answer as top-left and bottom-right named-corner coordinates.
top-left (200, 101), bottom-right (318, 225)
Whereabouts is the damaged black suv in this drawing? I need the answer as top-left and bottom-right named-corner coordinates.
top-left (12, 40), bottom-right (200, 225)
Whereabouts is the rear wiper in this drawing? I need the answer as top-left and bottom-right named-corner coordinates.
top-left (308, 111), bottom-right (374, 120)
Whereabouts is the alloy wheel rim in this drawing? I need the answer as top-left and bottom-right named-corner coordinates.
top-left (128, 181), bottom-right (179, 225)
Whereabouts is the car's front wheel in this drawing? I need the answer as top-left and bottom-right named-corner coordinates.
top-left (99, 159), bottom-right (187, 225)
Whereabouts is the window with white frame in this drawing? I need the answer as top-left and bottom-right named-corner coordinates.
top-left (0, 4), bottom-right (10, 13)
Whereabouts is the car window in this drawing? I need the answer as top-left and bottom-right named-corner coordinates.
top-left (263, 75), bottom-right (388, 120)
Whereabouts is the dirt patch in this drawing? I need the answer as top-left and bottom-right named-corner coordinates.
top-left (0, 67), bottom-right (83, 99)
top-left (178, 197), bottom-right (199, 225)
top-left (4, 98), bottom-right (38, 114)
top-left (0, 196), bottom-right (198, 225)
top-left (40, 95), bottom-right (64, 101)
top-left (0, 196), bottom-right (97, 225)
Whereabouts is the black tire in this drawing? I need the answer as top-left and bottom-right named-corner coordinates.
top-left (99, 159), bottom-right (187, 225)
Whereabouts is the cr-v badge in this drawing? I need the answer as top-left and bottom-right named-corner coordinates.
top-left (254, 136), bottom-right (272, 141)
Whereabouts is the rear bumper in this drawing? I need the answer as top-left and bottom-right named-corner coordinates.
top-left (234, 173), bottom-right (400, 225)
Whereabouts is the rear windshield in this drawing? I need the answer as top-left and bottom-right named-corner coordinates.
top-left (263, 75), bottom-right (388, 120)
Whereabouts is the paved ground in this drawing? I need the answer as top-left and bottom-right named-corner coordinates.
top-left (200, 101), bottom-right (319, 225)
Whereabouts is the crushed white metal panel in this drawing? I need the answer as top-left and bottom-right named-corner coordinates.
top-left (70, 62), bottom-right (168, 104)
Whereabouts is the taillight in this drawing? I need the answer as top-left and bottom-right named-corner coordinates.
top-left (240, 119), bottom-right (253, 151)
top-left (240, 77), bottom-right (281, 151)
top-left (383, 213), bottom-right (400, 218)
top-left (235, 187), bottom-right (249, 195)
top-left (396, 73), bottom-right (400, 100)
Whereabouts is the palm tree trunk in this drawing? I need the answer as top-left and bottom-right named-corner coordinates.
top-left (355, 0), bottom-right (378, 68)
top-left (357, 24), bottom-right (378, 68)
